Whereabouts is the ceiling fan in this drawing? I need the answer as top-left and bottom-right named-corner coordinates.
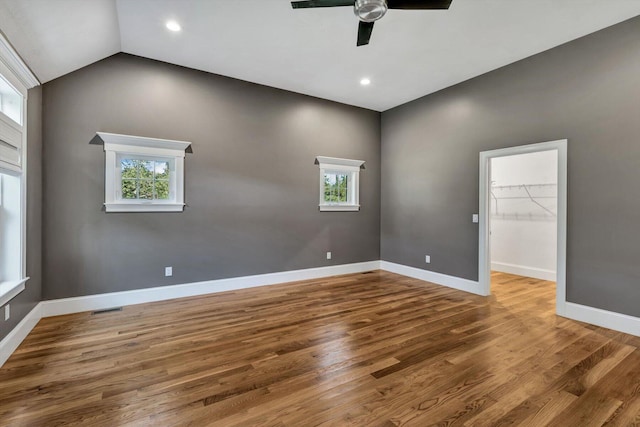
top-left (291, 0), bottom-right (453, 46)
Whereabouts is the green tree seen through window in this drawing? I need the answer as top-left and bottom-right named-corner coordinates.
top-left (324, 173), bottom-right (348, 203)
top-left (121, 159), bottom-right (170, 200)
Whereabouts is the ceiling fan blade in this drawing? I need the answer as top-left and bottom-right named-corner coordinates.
top-left (387, 0), bottom-right (452, 9)
top-left (291, 0), bottom-right (354, 8)
top-left (357, 21), bottom-right (374, 46)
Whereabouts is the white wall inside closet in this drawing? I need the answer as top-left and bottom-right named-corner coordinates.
top-left (490, 150), bottom-right (557, 281)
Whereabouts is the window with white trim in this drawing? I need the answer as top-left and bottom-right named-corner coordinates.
top-left (0, 30), bottom-right (38, 307)
top-left (315, 156), bottom-right (365, 211)
top-left (99, 132), bottom-right (191, 212)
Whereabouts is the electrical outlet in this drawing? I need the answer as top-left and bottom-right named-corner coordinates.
top-left (425, 255), bottom-right (431, 264)
top-left (326, 251), bottom-right (332, 260)
top-left (4, 304), bottom-right (9, 321)
top-left (472, 213), bottom-right (479, 223)
top-left (165, 266), bottom-right (173, 277)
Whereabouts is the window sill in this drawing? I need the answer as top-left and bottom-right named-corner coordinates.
top-left (104, 203), bottom-right (185, 213)
top-left (319, 204), bottom-right (360, 212)
top-left (0, 278), bottom-right (28, 307)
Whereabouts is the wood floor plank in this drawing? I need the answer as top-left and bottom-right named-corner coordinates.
top-left (1, 270), bottom-right (639, 426)
top-left (518, 391), bottom-right (579, 427)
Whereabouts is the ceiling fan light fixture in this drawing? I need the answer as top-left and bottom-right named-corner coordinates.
top-left (354, 0), bottom-right (387, 23)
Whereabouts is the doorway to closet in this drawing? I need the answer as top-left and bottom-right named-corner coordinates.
top-left (478, 139), bottom-right (567, 315)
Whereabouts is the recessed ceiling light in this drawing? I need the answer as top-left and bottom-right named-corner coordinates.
top-left (166, 21), bottom-right (181, 32)
top-left (360, 78), bottom-right (371, 86)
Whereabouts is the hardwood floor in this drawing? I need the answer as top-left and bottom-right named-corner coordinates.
top-left (1, 271), bottom-right (639, 426)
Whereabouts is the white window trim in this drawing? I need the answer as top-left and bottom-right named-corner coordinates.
top-left (0, 31), bottom-right (37, 305)
top-left (316, 156), bottom-right (365, 212)
top-left (99, 132), bottom-right (191, 213)
top-left (0, 32), bottom-right (40, 93)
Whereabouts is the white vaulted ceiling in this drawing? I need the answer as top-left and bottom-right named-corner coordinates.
top-left (1, 0), bottom-right (639, 111)
top-left (0, 0), bottom-right (120, 84)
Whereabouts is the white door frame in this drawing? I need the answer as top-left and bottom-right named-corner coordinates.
top-left (478, 139), bottom-right (567, 315)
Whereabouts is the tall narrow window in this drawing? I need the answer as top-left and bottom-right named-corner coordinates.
top-left (315, 156), bottom-right (365, 211)
top-left (0, 169), bottom-right (28, 306)
top-left (0, 31), bottom-right (38, 307)
top-left (0, 172), bottom-right (21, 283)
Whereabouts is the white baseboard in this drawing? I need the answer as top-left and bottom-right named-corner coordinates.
top-left (379, 261), bottom-right (484, 296)
top-left (0, 303), bottom-right (42, 367)
top-left (41, 261), bottom-right (381, 318)
top-left (491, 261), bottom-right (556, 281)
top-left (379, 261), bottom-right (640, 338)
top-left (563, 302), bottom-right (640, 337)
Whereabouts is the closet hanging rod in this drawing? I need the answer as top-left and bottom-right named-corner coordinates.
top-left (490, 182), bottom-right (557, 217)
top-left (491, 183), bottom-right (556, 190)
top-left (491, 196), bottom-right (556, 200)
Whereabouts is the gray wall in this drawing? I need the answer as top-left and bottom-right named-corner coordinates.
top-left (381, 16), bottom-right (640, 317)
top-left (0, 86), bottom-right (42, 342)
top-left (42, 53), bottom-right (380, 300)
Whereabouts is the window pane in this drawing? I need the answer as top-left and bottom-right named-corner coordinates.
top-left (121, 159), bottom-right (138, 179)
top-left (138, 160), bottom-right (154, 179)
top-left (324, 173), bottom-right (334, 202)
top-left (139, 180), bottom-right (153, 199)
top-left (155, 161), bottom-right (169, 180)
top-left (118, 157), bottom-right (173, 201)
top-left (122, 179), bottom-right (137, 199)
top-left (0, 75), bottom-right (22, 125)
top-left (324, 173), bottom-right (348, 203)
top-left (155, 180), bottom-right (169, 200)
top-left (0, 172), bottom-right (22, 282)
top-left (340, 174), bottom-right (348, 201)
